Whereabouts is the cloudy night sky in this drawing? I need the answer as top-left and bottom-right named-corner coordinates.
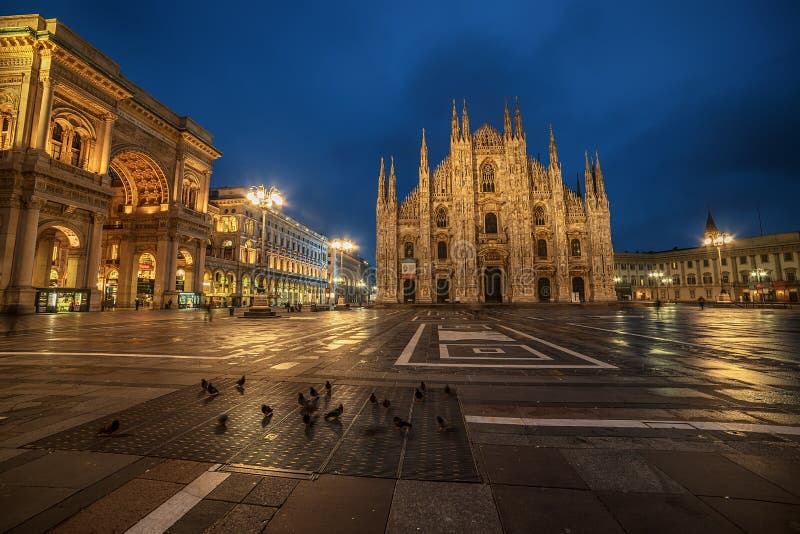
top-left (4, 0), bottom-right (798, 261)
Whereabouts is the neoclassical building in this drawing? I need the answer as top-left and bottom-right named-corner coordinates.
top-left (204, 187), bottom-right (329, 307)
top-left (376, 99), bottom-right (616, 304)
top-left (0, 14), bottom-right (219, 313)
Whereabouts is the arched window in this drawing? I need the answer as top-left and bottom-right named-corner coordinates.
top-left (480, 163), bottom-right (495, 192)
top-left (672, 275), bottom-right (681, 285)
top-left (435, 207), bottom-right (448, 228)
top-left (437, 241), bottom-right (447, 260)
top-left (485, 212), bottom-right (498, 234)
top-left (571, 238), bottom-right (581, 257)
top-left (534, 206), bottom-right (545, 226)
top-left (537, 239), bottom-right (547, 258)
top-left (404, 242), bottom-right (414, 258)
top-left (50, 123), bottom-right (64, 159)
top-left (69, 132), bottom-right (82, 167)
top-left (702, 272), bottom-right (713, 285)
top-left (687, 274), bottom-right (697, 285)
top-left (0, 114), bottom-right (13, 150)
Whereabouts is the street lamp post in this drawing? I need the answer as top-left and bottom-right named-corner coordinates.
top-left (751, 267), bottom-right (768, 304)
top-left (330, 239), bottom-right (354, 309)
top-left (704, 232), bottom-right (733, 302)
top-left (648, 271), bottom-right (664, 301)
top-left (247, 185), bottom-right (283, 307)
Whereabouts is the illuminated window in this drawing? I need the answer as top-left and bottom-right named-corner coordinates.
top-left (480, 163), bottom-right (495, 192)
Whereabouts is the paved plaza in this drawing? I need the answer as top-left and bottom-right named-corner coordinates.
top-left (0, 304), bottom-right (799, 533)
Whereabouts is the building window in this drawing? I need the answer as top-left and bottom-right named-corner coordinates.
top-left (537, 239), bottom-right (547, 258)
top-left (784, 252), bottom-right (793, 261)
top-left (571, 239), bottom-right (581, 257)
top-left (706, 289), bottom-right (712, 297)
top-left (672, 275), bottom-right (680, 285)
top-left (50, 122), bottom-right (64, 159)
top-left (687, 260), bottom-right (693, 268)
top-left (787, 271), bottom-right (796, 282)
top-left (480, 163), bottom-right (495, 192)
top-left (702, 272), bottom-right (712, 284)
top-left (671, 262), bottom-right (678, 269)
top-left (659, 263), bottom-right (664, 270)
top-left (722, 273), bottom-right (729, 283)
top-left (689, 289), bottom-right (695, 299)
top-left (0, 114), bottom-right (13, 149)
top-left (69, 132), bottom-right (82, 167)
top-left (484, 212), bottom-right (498, 234)
top-left (437, 241), bottom-right (447, 260)
top-left (687, 274), bottom-right (697, 285)
top-left (674, 289), bottom-right (680, 299)
top-left (721, 257), bottom-right (727, 266)
top-left (703, 259), bottom-right (709, 267)
top-left (534, 206), bottom-right (545, 226)
top-left (741, 273), bottom-right (748, 283)
top-left (404, 242), bottom-right (414, 258)
top-left (739, 256), bottom-right (747, 265)
top-left (435, 207), bottom-right (448, 228)
top-left (760, 254), bottom-right (769, 263)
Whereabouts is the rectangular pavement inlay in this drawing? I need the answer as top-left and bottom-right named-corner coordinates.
top-left (395, 322), bottom-right (617, 369)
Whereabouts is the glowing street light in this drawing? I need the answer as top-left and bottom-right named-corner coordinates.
top-left (248, 185), bottom-right (283, 305)
top-left (330, 239), bottom-right (354, 308)
top-left (704, 230), bottom-right (734, 301)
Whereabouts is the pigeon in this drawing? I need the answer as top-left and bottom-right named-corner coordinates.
top-left (97, 419), bottom-right (120, 435)
top-left (236, 375), bottom-right (246, 387)
top-left (444, 384), bottom-right (453, 395)
top-left (201, 378), bottom-right (208, 391)
top-left (217, 414), bottom-right (228, 426)
top-left (393, 416), bottom-right (412, 429)
top-left (302, 413), bottom-right (312, 426)
top-left (298, 392), bottom-right (307, 406)
top-left (261, 404), bottom-right (273, 416)
top-left (414, 388), bottom-right (424, 401)
top-left (306, 395), bottom-right (320, 412)
top-left (324, 404), bottom-right (344, 420)
top-left (369, 392), bottom-right (377, 403)
top-left (436, 415), bottom-right (450, 431)
top-left (382, 399), bottom-right (391, 408)
top-left (207, 383), bottom-right (219, 396)
top-left (309, 386), bottom-right (319, 398)
top-left (325, 381), bottom-right (332, 395)
top-left (420, 381), bottom-right (426, 392)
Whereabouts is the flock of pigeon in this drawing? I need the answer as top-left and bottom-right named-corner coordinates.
top-left (98, 377), bottom-right (454, 436)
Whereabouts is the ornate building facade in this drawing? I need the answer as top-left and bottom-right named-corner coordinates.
top-left (0, 15), bottom-right (219, 313)
top-left (376, 99), bottom-right (616, 304)
top-left (204, 187), bottom-right (329, 308)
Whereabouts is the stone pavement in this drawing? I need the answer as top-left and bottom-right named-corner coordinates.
top-left (0, 304), bottom-right (799, 532)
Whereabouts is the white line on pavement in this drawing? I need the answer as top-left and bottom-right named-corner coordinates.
top-left (464, 415), bottom-right (800, 435)
top-left (125, 465), bottom-right (229, 534)
top-left (496, 325), bottom-right (618, 369)
top-left (395, 324), bottom-right (426, 365)
top-left (0, 351), bottom-right (236, 360)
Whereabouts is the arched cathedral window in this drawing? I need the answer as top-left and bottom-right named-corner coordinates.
top-left (537, 239), bottom-right (547, 258)
top-left (534, 206), bottom-right (546, 226)
top-left (480, 163), bottom-right (495, 193)
top-left (437, 241), bottom-right (447, 260)
top-left (571, 238), bottom-right (581, 257)
top-left (404, 242), bottom-right (414, 258)
top-left (484, 212), bottom-right (498, 234)
top-left (435, 207), bottom-right (448, 228)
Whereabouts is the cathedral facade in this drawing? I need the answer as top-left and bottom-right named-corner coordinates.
top-left (375, 99), bottom-right (616, 304)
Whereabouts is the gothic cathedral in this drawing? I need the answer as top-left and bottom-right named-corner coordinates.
top-left (375, 99), bottom-right (616, 304)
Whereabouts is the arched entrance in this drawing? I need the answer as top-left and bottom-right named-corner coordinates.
top-left (572, 277), bottom-right (585, 302)
top-left (436, 278), bottom-right (450, 303)
top-left (32, 225), bottom-right (90, 312)
top-left (484, 267), bottom-right (503, 303)
top-left (136, 252), bottom-right (156, 306)
top-left (403, 279), bottom-right (416, 303)
top-left (538, 277), bottom-right (551, 302)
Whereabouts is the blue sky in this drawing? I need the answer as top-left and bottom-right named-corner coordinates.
top-left (4, 0), bottom-right (798, 260)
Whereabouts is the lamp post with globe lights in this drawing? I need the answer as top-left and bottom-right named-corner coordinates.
top-left (247, 185), bottom-right (283, 306)
top-left (647, 271), bottom-right (664, 301)
top-left (703, 232), bottom-right (733, 301)
top-left (330, 239), bottom-right (354, 308)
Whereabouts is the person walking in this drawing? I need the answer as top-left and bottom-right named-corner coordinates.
top-left (135, 298), bottom-right (140, 311)
top-left (698, 296), bottom-right (705, 310)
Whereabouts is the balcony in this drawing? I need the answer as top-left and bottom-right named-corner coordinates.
top-left (478, 233), bottom-right (507, 245)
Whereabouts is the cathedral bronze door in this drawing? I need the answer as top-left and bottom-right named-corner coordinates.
top-left (484, 268), bottom-right (503, 303)
top-left (538, 278), bottom-right (551, 302)
top-left (436, 279), bottom-right (450, 303)
top-left (403, 279), bottom-right (416, 303)
top-left (572, 277), bottom-right (585, 302)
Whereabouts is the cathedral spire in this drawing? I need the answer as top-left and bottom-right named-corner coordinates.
top-left (548, 123), bottom-right (559, 166)
top-left (514, 96), bottom-right (524, 139)
top-left (503, 98), bottom-right (512, 138)
top-left (461, 98), bottom-right (470, 141)
top-left (451, 99), bottom-right (459, 142)
top-left (388, 155), bottom-right (396, 203)
top-left (584, 150), bottom-right (595, 199)
top-left (419, 128), bottom-right (429, 176)
top-left (594, 150), bottom-right (606, 194)
top-left (377, 157), bottom-right (386, 203)
top-left (705, 209), bottom-right (720, 235)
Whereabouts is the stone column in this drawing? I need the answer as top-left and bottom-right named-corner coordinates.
top-left (85, 214), bottom-right (105, 310)
top-left (195, 239), bottom-right (207, 293)
top-left (98, 114), bottom-right (115, 175)
top-left (11, 198), bottom-right (43, 287)
top-left (173, 151), bottom-right (185, 204)
top-left (35, 73), bottom-right (54, 151)
top-left (166, 238), bottom-right (179, 294)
